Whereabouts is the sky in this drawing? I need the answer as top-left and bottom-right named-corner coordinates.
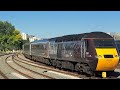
top-left (0, 11), bottom-right (120, 38)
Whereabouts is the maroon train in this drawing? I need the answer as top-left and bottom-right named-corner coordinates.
top-left (23, 32), bottom-right (120, 77)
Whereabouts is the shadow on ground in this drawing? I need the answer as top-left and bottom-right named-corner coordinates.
top-left (112, 72), bottom-right (120, 78)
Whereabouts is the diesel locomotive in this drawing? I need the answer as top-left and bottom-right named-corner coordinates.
top-left (23, 32), bottom-right (120, 77)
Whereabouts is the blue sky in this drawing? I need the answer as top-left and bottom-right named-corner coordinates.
top-left (0, 11), bottom-right (120, 38)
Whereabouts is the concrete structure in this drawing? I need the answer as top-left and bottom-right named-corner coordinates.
top-left (21, 32), bottom-right (41, 42)
top-left (28, 35), bottom-right (41, 42)
top-left (21, 33), bottom-right (27, 40)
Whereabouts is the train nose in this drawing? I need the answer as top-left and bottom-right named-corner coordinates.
top-left (95, 48), bottom-right (119, 71)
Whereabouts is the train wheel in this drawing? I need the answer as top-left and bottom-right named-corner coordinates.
top-left (75, 63), bottom-right (83, 72)
top-left (61, 61), bottom-right (66, 69)
top-left (83, 66), bottom-right (94, 76)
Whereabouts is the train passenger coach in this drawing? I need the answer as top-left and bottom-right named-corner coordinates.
top-left (23, 32), bottom-right (120, 78)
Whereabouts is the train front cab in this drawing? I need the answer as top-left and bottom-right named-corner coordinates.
top-left (85, 38), bottom-right (119, 77)
top-left (95, 39), bottom-right (119, 77)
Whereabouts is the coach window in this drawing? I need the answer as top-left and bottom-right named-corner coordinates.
top-left (50, 44), bottom-right (54, 50)
top-left (85, 40), bottom-right (89, 52)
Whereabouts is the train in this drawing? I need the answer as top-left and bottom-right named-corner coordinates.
top-left (22, 31), bottom-right (120, 78)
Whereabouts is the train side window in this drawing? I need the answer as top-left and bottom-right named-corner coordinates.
top-left (85, 40), bottom-right (89, 51)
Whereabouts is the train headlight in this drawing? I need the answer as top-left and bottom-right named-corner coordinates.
top-left (114, 55), bottom-right (120, 58)
top-left (95, 55), bottom-right (102, 58)
top-left (115, 55), bottom-right (118, 57)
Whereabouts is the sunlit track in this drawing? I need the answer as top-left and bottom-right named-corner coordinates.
top-left (5, 55), bottom-right (34, 79)
top-left (0, 66), bottom-right (8, 79)
top-left (11, 55), bottom-right (55, 79)
top-left (0, 53), bottom-right (18, 79)
top-left (0, 54), bottom-right (12, 79)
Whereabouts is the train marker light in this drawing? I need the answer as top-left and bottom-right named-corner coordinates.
top-left (102, 72), bottom-right (106, 78)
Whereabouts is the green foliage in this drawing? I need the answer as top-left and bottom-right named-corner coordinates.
top-left (0, 20), bottom-right (23, 51)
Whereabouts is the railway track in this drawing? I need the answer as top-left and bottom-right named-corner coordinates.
top-left (5, 55), bottom-right (34, 79)
top-left (0, 53), bottom-right (32, 79)
top-left (0, 69), bottom-right (8, 79)
top-left (6, 55), bottom-right (55, 79)
top-left (0, 53), bottom-right (13, 79)
top-left (0, 53), bottom-right (118, 79)
top-left (13, 55), bottom-right (80, 79)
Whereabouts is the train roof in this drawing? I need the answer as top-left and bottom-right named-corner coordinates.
top-left (31, 39), bottom-right (49, 44)
top-left (55, 31), bottom-right (113, 42)
top-left (28, 31), bottom-right (113, 44)
top-left (49, 38), bottom-right (56, 41)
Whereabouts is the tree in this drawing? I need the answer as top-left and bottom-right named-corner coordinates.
top-left (0, 20), bottom-right (23, 51)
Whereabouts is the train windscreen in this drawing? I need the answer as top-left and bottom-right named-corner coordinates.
top-left (115, 41), bottom-right (120, 48)
top-left (93, 39), bottom-right (116, 48)
top-left (115, 41), bottom-right (120, 53)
